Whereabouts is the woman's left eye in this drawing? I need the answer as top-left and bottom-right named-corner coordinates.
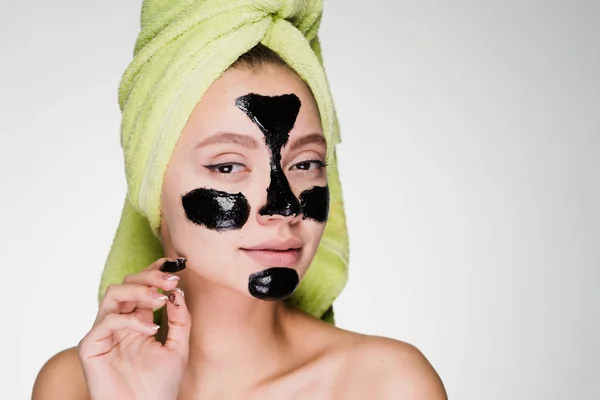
top-left (290, 160), bottom-right (327, 171)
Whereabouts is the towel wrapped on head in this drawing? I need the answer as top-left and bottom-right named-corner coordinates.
top-left (100, 0), bottom-right (349, 323)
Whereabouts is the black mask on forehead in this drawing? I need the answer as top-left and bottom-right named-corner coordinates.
top-left (235, 93), bottom-right (302, 218)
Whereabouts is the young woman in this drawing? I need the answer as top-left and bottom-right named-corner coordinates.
top-left (33, 3), bottom-right (447, 399)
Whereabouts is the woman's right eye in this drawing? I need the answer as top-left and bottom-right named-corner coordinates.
top-left (204, 162), bottom-right (246, 174)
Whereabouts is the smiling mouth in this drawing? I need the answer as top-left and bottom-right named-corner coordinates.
top-left (240, 248), bottom-right (302, 267)
top-left (241, 236), bottom-right (304, 267)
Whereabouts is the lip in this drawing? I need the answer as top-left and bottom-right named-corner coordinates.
top-left (242, 237), bottom-right (304, 251)
top-left (241, 248), bottom-right (302, 267)
top-left (241, 237), bottom-right (304, 267)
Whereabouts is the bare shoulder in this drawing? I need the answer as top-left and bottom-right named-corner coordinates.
top-left (32, 346), bottom-right (89, 400)
top-left (338, 333), bottom-right (448, 399)
top-left (287, 312), bottom-right (447, 399)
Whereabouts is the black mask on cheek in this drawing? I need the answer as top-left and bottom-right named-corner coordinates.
top-left (181, 188), bottom-right (250, 231)
top-left (298, 185), bottom-right (329, 223)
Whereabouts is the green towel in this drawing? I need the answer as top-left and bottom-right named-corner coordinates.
top-left (99, 0), bottom-right (349, 324)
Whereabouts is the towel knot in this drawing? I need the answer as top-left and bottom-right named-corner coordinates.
top-left (121, 0), bottom-right (322, 110)
top-left (257, 0), bottom-right (300, 19)
top-left (253, 0), bottom-right (314, 28)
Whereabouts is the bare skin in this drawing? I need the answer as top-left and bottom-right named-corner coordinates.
top-left (32, 65), bottom-right (447, 399)
top-left (33, 317), bottom-right (445, 399)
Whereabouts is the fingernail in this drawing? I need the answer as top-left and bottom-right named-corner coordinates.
top-left (174, 287), bottom-right (185, 297)
top-left (161, 273), bottom-right (180, 281)
top-left (149, 291), bottom-right (168, 301)
top-left (142, 321), bottom-right (160, 331)
top-left (160, 257), bottom-right (187, 273)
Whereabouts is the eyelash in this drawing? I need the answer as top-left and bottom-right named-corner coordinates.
top-left (203, 162), bottom-right (247, 174)
top-left (203, 160), bottom-right (328, 174)
top-left (290, 159), bottom-right (329, 171)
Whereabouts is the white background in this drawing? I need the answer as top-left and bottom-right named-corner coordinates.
top-left (2, 0), bottom-right (599, 399)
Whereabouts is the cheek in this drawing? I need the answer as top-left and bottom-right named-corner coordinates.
top-left (166, 201), bottom-right (246, 281)
top-left (306, 218), bottom-right (327, 246)
top-left (298, 185), bottom-right (329, 223)
top-left (170, 188), bottom-right (249, 269)
top-left (291, 221), bottom-right (327, 281)
top-left (182, 187), bottom-right (250, 231)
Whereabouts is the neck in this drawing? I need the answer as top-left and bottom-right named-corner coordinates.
top-left (162, 269), bottom-right (296, 393)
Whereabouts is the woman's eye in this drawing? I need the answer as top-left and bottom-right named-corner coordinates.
top-left (291, 160), bottom-right (327, 171)
top-left (204, 163), bottom-right (246, 174)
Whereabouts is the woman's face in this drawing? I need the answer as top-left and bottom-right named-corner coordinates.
top-left (160, 64), bottom-right (329, 301)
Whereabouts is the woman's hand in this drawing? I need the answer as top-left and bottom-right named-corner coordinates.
top-left (77, 258), bottom-right (191, 400)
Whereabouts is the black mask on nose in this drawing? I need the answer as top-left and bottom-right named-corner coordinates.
top-left (235, 93), bottom-right (302, 218)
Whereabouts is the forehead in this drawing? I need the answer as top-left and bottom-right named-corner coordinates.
top-left (185, 65), bottom-right (322, 140)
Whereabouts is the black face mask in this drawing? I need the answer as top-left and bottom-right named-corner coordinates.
top-left (180, 92), bottom-right (330, 301)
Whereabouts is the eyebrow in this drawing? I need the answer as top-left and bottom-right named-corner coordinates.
top-left (195, 132), bottom-right (259, 149)
top-left (287, 133), bottom-right (327, 152)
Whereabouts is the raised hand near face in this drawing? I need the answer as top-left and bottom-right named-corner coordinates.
top-left (77, 258), bottom-right (191, 400)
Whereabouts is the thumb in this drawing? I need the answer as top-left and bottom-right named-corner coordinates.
top-left (164, 287), bottom-right (191, 360)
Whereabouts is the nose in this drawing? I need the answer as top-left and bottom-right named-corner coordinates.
top-left (257, 190), bottom-right (303, 224)
top-left (257, 184), bottom-right (303, 225)
top-left (257, 208), bottom-right (303, 226)
top-left (257, 168), bottom-right (303, 223)
top-left (258, 188), bottom-right (302, 217)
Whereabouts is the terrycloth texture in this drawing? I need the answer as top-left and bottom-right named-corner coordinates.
top-left (99, 0), bottom-right (349, 324)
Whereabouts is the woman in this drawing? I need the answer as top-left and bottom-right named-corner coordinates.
top-left (33, 1), bottom-right (447, 398)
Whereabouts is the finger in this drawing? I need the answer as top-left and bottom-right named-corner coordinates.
top-left (79, 313), bottom-right (159, 360)
top-left (94, 284), bottom-right (169, 325)
top-left (121, 258), bottom-right (185, 292)
top-left (118, 287), bottom-right (160, 316)
top-left (164, 288), bottom-right (191, 360)
top-left (128, 289), bottom-right (156, 323)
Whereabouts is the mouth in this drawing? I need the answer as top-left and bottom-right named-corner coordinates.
top-left (241, 248), bottom-right (302, 267)
top-left (241, 237), bottom-right (303, 267)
